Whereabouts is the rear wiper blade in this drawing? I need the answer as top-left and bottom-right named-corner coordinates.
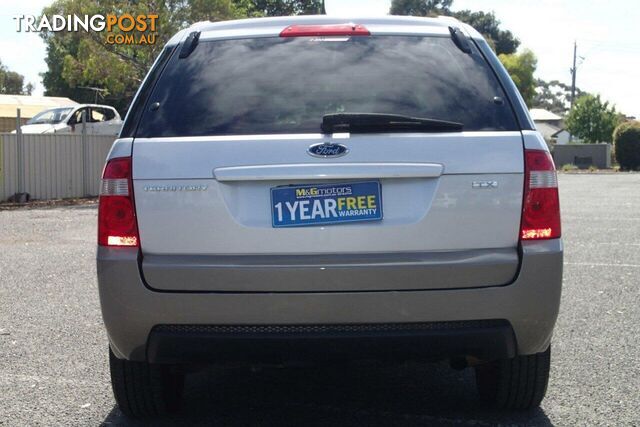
top-left (321, 113), bottom-right (463, 134)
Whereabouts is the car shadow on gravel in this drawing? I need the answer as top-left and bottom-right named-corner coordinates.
top-left (101, 360), bottom-right (553, 426)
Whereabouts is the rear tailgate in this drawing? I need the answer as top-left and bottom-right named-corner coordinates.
top-left (133, 132), bottom-right (523, 291)
top-left (128, 29), bottom-right (525, 292)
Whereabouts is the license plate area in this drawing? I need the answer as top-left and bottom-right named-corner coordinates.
top-left (271, 181), bottom-right (383, 227)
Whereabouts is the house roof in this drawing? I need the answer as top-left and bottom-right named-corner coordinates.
top-left (0, 94), bottom-right (78, 119)
top-left (535, 121), bottom-right (563, 139)
top-left (530, 108), bottom-right (563, 122)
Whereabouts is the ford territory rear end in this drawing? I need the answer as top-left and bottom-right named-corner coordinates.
top-left (97, 16), bottom-right (563, 418)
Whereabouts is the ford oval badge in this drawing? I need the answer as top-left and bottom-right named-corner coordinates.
top-left (308, 142), bottom-right (349, 158)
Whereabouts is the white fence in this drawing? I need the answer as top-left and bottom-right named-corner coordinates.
top-left (0, 133), bottom-right (116, 201)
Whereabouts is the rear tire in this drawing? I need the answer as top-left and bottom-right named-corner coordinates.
top-left (109, 347), bottom-right (184, 419)
top-left (475, 345), bottom-right (551, 410)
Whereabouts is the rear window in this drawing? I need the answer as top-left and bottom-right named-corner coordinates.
top-left (136, 35), bottom-right (518, 137)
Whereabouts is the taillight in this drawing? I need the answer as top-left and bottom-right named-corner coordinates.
top-left (520, 150), bottom-right (561, 240)
top-left (280, 24), bottom-right (370, 37)
top-left (98, 157), bottom-right (139, 247)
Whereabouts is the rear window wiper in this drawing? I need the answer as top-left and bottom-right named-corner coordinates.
top-left (321, 113), bottom-right (464, 134)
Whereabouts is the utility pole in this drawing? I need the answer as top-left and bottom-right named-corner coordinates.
top-left (567, 41), bottom-right (578, 143)
top-left (570, 41), bottom-right (577, 110)
top-left (78, 86), bottom-right (107, 104)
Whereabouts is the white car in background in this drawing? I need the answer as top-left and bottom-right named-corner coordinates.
top-left (15, 104), bottom-right (123, 136)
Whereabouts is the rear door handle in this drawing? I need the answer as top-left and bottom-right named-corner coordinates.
top-left (213, 163), bottom-right (444, 181)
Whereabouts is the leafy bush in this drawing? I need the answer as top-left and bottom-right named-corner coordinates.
top-left (613, 121), bottom-right (640, 170)
top-left (561, 163), bottom-right (578, 172)
top-left (566, 94), bottom-right (621, 143)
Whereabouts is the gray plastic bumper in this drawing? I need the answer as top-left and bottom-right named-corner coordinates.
top-left (97, 239), bottom-right (562, 361)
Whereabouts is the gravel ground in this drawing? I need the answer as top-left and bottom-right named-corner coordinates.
top-left (0, 174), bottom-right (639, 426)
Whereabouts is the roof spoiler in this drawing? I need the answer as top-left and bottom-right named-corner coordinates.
top-left (179, 31), bottom-right (201, 59)
top-left (448, 26), bottom-right (472, 54)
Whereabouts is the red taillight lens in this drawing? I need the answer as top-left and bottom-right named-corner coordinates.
top-left (280, 24), bottom-right (370, 37)
top-left (102, 156), bottom-right (131, 179)
top-left (520, 150), bottom-right (561, 240)
top-left (98, 157), bottom-right (139, 247)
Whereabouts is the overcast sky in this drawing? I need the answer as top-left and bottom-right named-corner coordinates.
top-left (1, 0), bottom-right (638, 117)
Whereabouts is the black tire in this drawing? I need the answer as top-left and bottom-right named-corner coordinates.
top-left (475, 345), bottom-right (551, 410)
top-left (109, 347), bottom-right (184, 419)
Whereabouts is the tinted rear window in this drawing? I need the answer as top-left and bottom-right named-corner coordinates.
top-left (137, 35), bottom-right (517, 137)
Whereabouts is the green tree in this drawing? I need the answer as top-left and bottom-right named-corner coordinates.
top-left (613, 120), bottom-right (640, 170)
top-left (452, 10), bottom-right (519, 55)
top-left (389, 0), bottom-right (453, 16)
top-left (0, 60), bottom-right (32, 95)
top-left (566, 94), bottom-right (621, 143)
top-left (41, 32), bottom-right (91, 103)
top-left (533, 79), bottom-right (586, 115)
top-left (389, 3), bottom-right (519, 55)
top-left (40, 0), bottom-right (321, 114)
top-left (498, 49), bottom-right (537, 106)
top-left (613, 121), bottom-right (640, 170)
top-left (243, 0), bottom-right (322, 15)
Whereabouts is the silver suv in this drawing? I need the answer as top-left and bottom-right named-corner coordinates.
top-left (97, 16), bottom-right (562, 419)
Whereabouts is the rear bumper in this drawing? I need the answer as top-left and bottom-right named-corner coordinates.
top-left (97, 239), bottom-right (562, 362)
top-left (141, 249), bottom-right (519, 292)
top-left (147, 321), bottom-right (516, 364)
